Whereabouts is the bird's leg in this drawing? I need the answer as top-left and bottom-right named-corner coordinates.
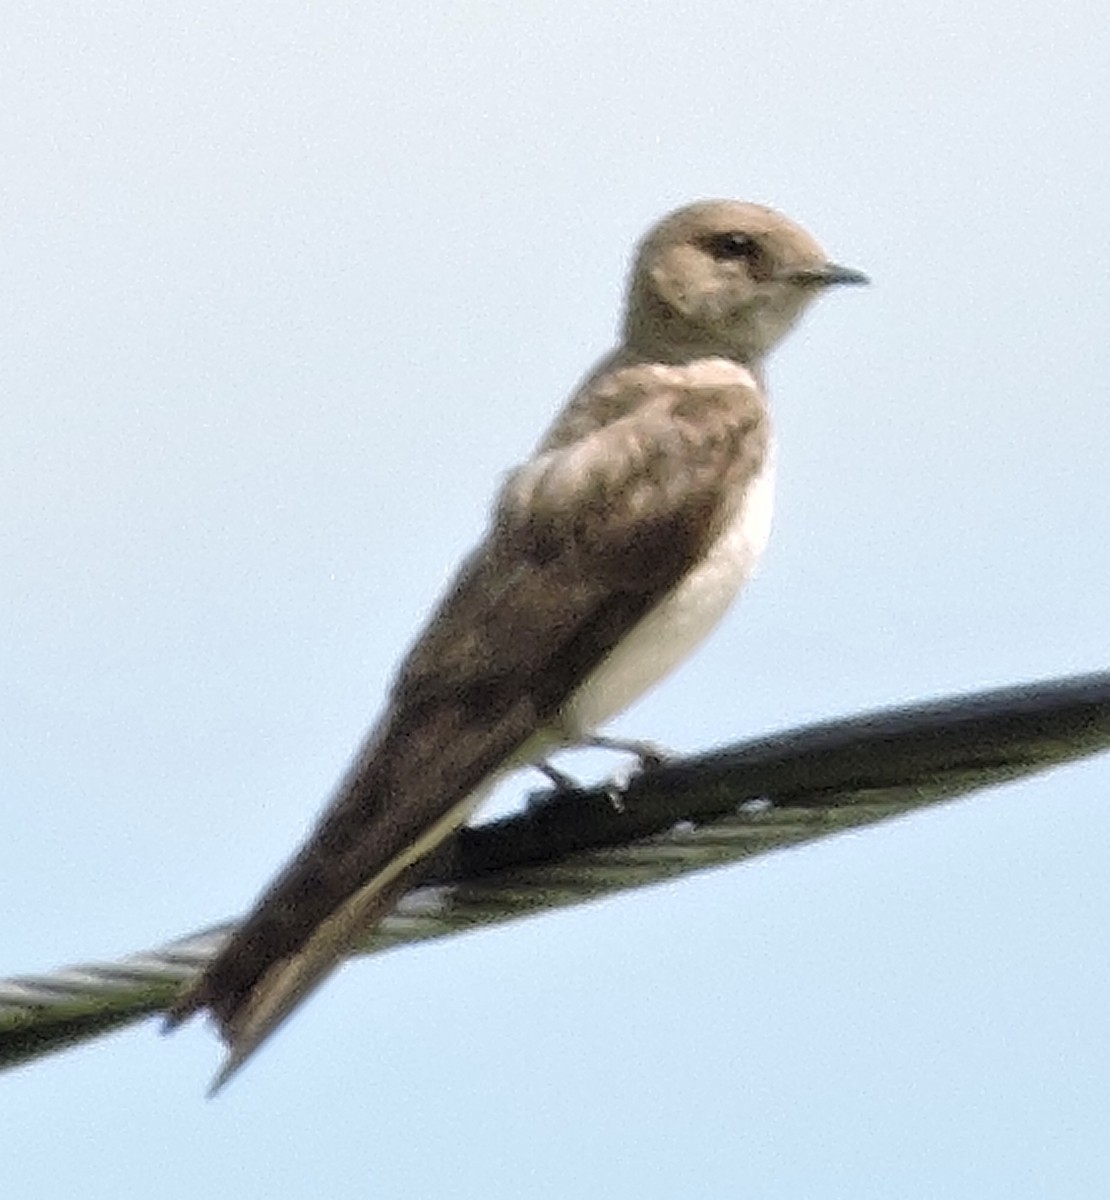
top-left (579, 734), bottom-right (670, 771)
top-left (578, 734), bottom-right (671, 813)
top-left (524, 758), bottom-right (591, 814)
top-left (528, 736), bottom-right (668, 815)
top-left (533, 759), bottom-right (586, 794)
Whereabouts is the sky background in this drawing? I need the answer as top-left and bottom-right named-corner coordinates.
top-left (3, 3), bottom-right (1109, 1197)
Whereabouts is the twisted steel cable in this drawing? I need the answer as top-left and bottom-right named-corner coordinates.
top-left (4, 671), bottom-right (1109, 1073)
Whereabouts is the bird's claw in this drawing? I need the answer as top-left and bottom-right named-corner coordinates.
top-left (581, 734), bottom-right (669, 773)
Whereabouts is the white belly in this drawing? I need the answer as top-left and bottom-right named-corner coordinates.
top-left (556, 455), bottom-right (775, 738)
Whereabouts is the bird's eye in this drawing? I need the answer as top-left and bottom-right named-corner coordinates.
top-left (702, 231), bottom-right (760, 262)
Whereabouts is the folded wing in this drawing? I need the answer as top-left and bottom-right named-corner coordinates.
top-left (168, 365), bottom-right (769, 1088)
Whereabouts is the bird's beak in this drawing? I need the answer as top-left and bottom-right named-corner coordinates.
top-left (790, 262), bottom-right (870, 288)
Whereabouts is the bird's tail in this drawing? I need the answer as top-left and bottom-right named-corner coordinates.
top-left (165, 695), bottom-right (542, 1091)
top-left (196, 868), bottom-right (418, 1095)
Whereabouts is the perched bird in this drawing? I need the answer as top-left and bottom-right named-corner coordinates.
top-left (167, 199), bottom-right (867, 1090)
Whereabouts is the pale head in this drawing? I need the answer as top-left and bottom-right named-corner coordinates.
top-left (624, 200), bottom-right (867, 365)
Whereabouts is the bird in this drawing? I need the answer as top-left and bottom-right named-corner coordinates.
top-left (166, 199), bottom-right (868, 1090)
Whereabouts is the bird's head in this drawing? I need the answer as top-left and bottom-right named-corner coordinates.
top-left (625, 200), bottom-right (868, 365)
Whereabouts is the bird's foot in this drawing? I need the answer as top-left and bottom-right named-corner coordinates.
top-left (579, 734), bottom-right (671, 812)
top-left (579, 734), bottom-right (670, 773)
top-left (529, 737), bottom-right (668, 814)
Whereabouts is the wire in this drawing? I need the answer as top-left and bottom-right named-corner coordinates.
top-left (3, 670), bottom-right (1109, 1073)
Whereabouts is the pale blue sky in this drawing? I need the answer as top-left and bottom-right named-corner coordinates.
top-left (3, 3), bottom-right (1110, 1196)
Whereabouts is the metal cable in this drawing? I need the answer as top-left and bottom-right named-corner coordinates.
top-left (4, 670), bottom-right (1110, 1072)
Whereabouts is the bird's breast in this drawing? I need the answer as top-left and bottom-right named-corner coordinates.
top-left (558, 452), bottom-right (776, 737)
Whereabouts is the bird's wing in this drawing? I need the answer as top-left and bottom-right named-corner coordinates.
top-left (168, 367), bottom-right (769, 1089)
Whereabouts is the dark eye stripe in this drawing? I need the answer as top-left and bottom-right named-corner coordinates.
top-left (702, 231), bottom-right (759, 261)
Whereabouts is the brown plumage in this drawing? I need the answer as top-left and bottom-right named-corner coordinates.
top-left (166, 200), bottom-right (866, 1090)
